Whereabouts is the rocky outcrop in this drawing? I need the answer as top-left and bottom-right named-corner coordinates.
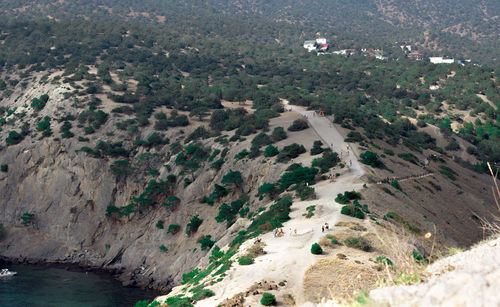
top-left (369, 237), bottom-right (500, 306)
top-left (0, 73), bottom-right (287, 291)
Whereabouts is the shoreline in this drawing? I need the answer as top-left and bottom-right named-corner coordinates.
top-left (0, 255), bottom-right (166, 295)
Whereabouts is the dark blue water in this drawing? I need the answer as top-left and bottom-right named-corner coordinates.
top-left (0, 264), bottom-right (158, 307)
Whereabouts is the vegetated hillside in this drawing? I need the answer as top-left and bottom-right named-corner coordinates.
top-left (0, 17), bottom-right (497, 302)
top-left (0, 0), bottom-right (498, 63)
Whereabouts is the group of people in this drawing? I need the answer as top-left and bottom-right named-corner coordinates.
top-left (321, 222), bottom-right (330, 232)
top-left (273, 227), bottom-right (297, 237)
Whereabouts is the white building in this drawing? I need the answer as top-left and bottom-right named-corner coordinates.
top-left (303, 40), bottom-right (316, 52)
top-left (316, 38), bottom-right (329, 45)
top-left (429, 57), bottom-right (455, 64)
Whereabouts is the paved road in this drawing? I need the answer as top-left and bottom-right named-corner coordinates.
top-left (283, 101), bottom-right (365, 178)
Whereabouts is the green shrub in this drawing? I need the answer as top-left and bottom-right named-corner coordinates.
top-left (252, 133), bottom-right (272, 147)
top-left (221, 170), bottom-right (243, 188)
top-left (248, 198), bottom-right (292, 233)
top-left (391, 179), bottom-right (402, 190)
top-left (0, 164), bottom-right (7, 172)
top-left (288, 118), bottom-right (308, 131)
top-left (310, 140), bottom-right (324, 155)
top-left (6, 131), bottom-right (24, 146)
top-left (210, 184), bottom-right (230, 201)
top-left (360, 151), bottom-right (384, 168)
top-left (335, 190), bottom-right (361, 204)
top-left (238, 255), bottom-right (254, 265)
top-left (311, 243), bottom-right (323, 255)
top-left (271, 126), bottom-right (287, 141)
top-left (258, 183), bottom-right (277, 198)
top-left (167, 224), bottom-right (181, 234)
top-left (340, 200), bottom-right (367, 219)
top-left (215, 199), bottom-right (245, 228)
top-left (303, 205), bottom-right (316, 218)
top-left (21, 212), bottom-right (35, 226)
top-left (345, 131), bottom-right (364, 143)
top-left (210, 158), bottom-right (224, 170)
top-left (198, 235), bottom-right (215, 250)
top-left (276, 143), bottom-right (306, 163)
top-left (235, 149), bottom-right (249, 160)
top-left (263, 145), bottom-right (279, 157)
top-left (376, 256), bottom-right (393, 266)
top-left (260, 293), bottom-right (276, 306)
top-left (159, 245), bottom-right (168, 252)
top-left (344, 237), bottom-right (371, 251)
top-left (295, 183), bottom-right (315, 200)
top-left (156, 220), bottom-right (164, 229)
top-left (279, 166), bottom-right (318, 191)
top-left (186, 215), bottom-right (203, 236)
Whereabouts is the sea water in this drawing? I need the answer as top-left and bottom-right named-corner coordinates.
top-left (0, 264), bottom-right (159, 307)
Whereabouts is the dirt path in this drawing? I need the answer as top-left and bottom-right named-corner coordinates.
top-left (191, 103), bottom-right (367, 306)
top-left (283, 101), bottom-right (364, 179)
top-left (157, 102), bottom-right (366, 306)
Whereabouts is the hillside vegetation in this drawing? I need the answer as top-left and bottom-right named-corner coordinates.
top-left (0, 1), bottom-right (498, 305)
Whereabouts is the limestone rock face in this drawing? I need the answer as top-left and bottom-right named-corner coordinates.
top-left (369, 237), bottom-right (500, 306)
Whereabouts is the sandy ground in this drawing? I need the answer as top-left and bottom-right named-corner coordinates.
top-left (157, 102), bottom-right (366, 306)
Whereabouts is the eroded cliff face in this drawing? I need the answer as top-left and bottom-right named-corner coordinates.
top-left (0, 72), bottom-right (287, 291)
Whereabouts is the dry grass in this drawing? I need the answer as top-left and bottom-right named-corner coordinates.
top-left (245, 241), bottom-right (266, 258)
top-left (372, 225), bottom-right (432, 287)
top-left (480, 162), bottom-right (500, 236)
top-left (303, 259), bottom-right (381, 303)
top-left (335, 221), bottom-right (368, 232)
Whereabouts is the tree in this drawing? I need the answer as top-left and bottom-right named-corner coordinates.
top-left (288, 119), bottom-right (308, 131)
top-left (260, 293), bottom-right (276, 306)
top-left (360, 151), bottom-right (384, 168)
top-left (221, 170), bottom-right (243, 188)
top-left (263, 145), bottom-right (279, 157)
top-left (271, 126), bottom-right (287, 141)
top-left (186, 215), bottom-right (203, 236)
top-left (311, 243), bottom-right (323, 255)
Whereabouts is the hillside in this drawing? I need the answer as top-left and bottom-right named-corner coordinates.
top-left (0, 0), bottom-right (498, 63)
top-left (0, 5), bottom-right (498, 306)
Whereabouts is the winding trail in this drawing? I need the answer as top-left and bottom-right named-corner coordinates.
top-left (159, 103), bottom-right (366, 306)
top-left (283, 101), bottom-right (364, 179)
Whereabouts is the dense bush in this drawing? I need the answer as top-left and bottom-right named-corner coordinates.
top-left (310, 243), bottom-right (323, 255)
top-left (252, 133), bottom-right (272, 147)
top-left (186, 215), bottom-right (203, 236)
top-left (312, 149), bottom-right (340, 172)
top-left (279, 166), bottom-right (318, 191)
top-left (263, 145), bottom-right (279, 157)
top-left (310, 140), bottom-right (324, 155)
top-left (0, 164), bottom-right (7, 172)
top-left (248, 198), bottom-right (292, 233)
top-left (238, 255), bottom-right (254, 265)
top-left (360, 151), bottom-right (384, 168)
top-left (197, 235), bottom-right (215, 250)
top-left (6, 130), bottom-right (24, 146)
top-left (345, 131), bottom-right (364, 143)
top-left (271, 126), bottom-right (287, 142)
top-left (260, 293), bottom-right (276, 306)
top-left (288, 119), bottom-right (308, 131)
top-left (335, 190), bottom-right (361, 204)
top-left (215, 199), bottom-right (245, 228)
top-left (276, 143), bottom-right (306, 163)
top-left (340, 200), bottom-right (367, 219)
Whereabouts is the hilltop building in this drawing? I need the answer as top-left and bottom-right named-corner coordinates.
top-left (303, 40), bottom-right (316, 52)
top-left (429, 57), bottom-right (455, 64)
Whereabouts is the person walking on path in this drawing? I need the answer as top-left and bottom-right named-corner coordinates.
top-left (322, 226), bottom-right (325, 232)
